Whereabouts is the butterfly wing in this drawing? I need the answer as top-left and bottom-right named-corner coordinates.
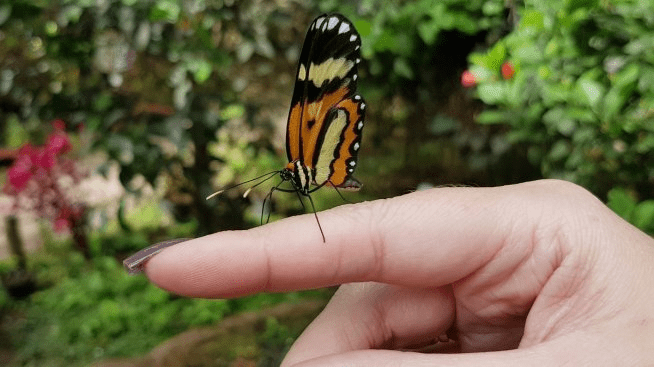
top-left (286, 14), bottom-right (364, 189)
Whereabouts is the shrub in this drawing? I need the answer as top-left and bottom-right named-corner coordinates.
top-left (468, 0), bottom-right (654, 197)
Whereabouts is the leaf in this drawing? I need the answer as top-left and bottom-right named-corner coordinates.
top-left (188, 58), bottom-right (212, 84)
top-left (469, 64), bottom-right (495, 82)
top-left (393, 57), bottom-right (414, 79)
top-left (417, 19), bottom-right (440, 45)
top-left (429, 114), bottom-right (460, 134)
top-left (603, 86), bottom-right (627, 120)
top-left (220, 104), bottom-right (245, 120)
top-left (0, 4), bottom-right (12, 26)
top-left (613, 63), bottom-right (640, 89)
top-left (4, 114), bottom-right (28, 148)
top-left (486, 42), bottom-right (507, 71)
top-left (548, 139), bottom-right (571, 161)
top-left (514, 45), bottom-right (543, 64)
top-left (576, 79), bottom-right (604, 108)
top-left (633, 201), bottom-right (654, 232)
top-left (606, 187), bottom-right (636, 221)
top-left (520, 10), bottom-right (545, 31)
top-left (476, 110), bottom-right (507, 125)
top-left (477, 82), bottom-right (506, 104)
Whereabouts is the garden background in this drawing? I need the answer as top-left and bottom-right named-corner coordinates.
top-left (1, 0), bottom-right (653, 365)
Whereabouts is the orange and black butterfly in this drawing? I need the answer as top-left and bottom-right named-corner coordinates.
top-left (208, 13), bottom-right (366, 241)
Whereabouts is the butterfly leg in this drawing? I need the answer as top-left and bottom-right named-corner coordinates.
top-left (333, 185), bottom-right (354, 204)
top-left (261, 180), bottom-right (288, 225)
top-left (305, 193), bottom-right (326, 242)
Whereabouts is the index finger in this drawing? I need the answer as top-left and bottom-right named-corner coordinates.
top-left (142, 180), bottom-right (574, 298)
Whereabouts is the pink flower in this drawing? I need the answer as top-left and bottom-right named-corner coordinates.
top-left (54, 217), bottom-right (71, 232)
top-left (7, 154), bottom-right (33, 192)
top-left (46, 132), bottom-right (72, 155)
top-left (461, 70), bottom-right (476, 87)
top-left (52, 119), bottom-right (66, 131)
top-left (501, 62), bottom-right (515, 80)
top-left (35, 148), bottom-right (56, 170)
top-left (19, 143), bottom-right (38, 164)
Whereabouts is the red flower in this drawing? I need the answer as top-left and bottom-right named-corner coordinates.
top-left (18, 143), bottom-right (38, 164)
top-left (46, 132), bottom-right (72, 155)
top-left (7, 154), bottom-right (33, 192)
top-left (54, 217), bottom-right (71, 232)
top-left (52, 119), bottom-right (66, 131)
top-left (35, 148), bottom-right (56, 170)
top-left (501, 62), bottom-right (515, 80)
top-left (461, 70), bottom-right (476, 87)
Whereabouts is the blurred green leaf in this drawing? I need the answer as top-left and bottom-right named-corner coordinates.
top-left (477, 82), bottom-right (506, 104)
top-left (476, 110), bottom-right (507, 124)
top-left (4, 115), bottom-right (29, 147)
top-left (607, 187), bottom-right (636, 221)
top-left (393, 57), bottom-right (414, 79)
top-left (576, 79), bottom-right (604, 108)
top-left (220, 104), bottom-right (245, 120)
top-left (521, 10), bottom-right (545, 31)
top-left (486, 42), bottom-right (507, 71)
top-left (633, 201), bottom-right (654, 231)
top-left (149, 0), bottom-right (180, 22)
top-left (188, 57), bottom-right (212, 84)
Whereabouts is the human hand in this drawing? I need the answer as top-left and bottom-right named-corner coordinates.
top-left (137, 180), bottom-right (654, 366)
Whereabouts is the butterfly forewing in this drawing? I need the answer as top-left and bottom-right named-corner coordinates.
top-left (286, 13), bottom-right (364, 189)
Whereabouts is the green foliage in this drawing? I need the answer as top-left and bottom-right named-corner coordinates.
top-left (321, 0), bottom-right (505, 90)
top-left (0, 0), bottom-right (298, 235)
top-left (607, 187), bottom-right (654, 235)
top-left (256, 317), bottom-right (295, 367)
top-left (4, 239), bottom-right (327, 366)
top-left (469, 0), bottom-right (654, 196)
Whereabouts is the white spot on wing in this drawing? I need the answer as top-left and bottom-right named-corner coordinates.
top-left (355, 45), bottom-right (360, 50)
top-left (360, 102), bottom-right (366, 110)
top-left (353, 74), bottom-right (358, 81)
top-left (357, 121), bottom-right (364, 130)
top-left (339, 22), bottom-right (351, 34)
top-left (327, 16), bottom-right (339, 30)
top-left (350, 34), bottom-right (357, 42)
top-left (355, 58), bottom-right (361, 64)
top-left (314, 17), bottom-right (325, 29)
top-left (353, 142), bottom-right (360, 151)
top-left (349, 161), bottom-right (356, 166)
top-left (354, 95), bottom-right (361, 100)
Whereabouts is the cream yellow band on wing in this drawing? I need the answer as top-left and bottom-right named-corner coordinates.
top-left (297, 58), bottom-right (354, 87)
top-left (314, 109), bottom-right (348, 184)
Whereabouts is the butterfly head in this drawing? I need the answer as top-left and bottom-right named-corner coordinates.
top-left (281, 161), bottom-right (312, 195)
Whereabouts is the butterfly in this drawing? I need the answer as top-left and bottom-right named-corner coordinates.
top-left (208, 13), bottom-right (366, 242)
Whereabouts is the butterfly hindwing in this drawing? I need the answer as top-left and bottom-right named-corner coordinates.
top-left (286, 13), bottom-right (363, 187)
top-left (313, 95), bottom-right (365, 189)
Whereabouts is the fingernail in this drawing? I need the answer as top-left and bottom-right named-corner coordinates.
top-left (123, 238), bottom-right (192, 275)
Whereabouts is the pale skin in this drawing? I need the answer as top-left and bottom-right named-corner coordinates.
top-left (143, 180), bottom-right (654, 366)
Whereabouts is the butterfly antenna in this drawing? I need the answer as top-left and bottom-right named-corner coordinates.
top-left (241, 172), bottom-right (281, 199)
top-left (206, 170), bottom-right (279, 200)
top-left (306, 194), bottom-right (326, 243)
